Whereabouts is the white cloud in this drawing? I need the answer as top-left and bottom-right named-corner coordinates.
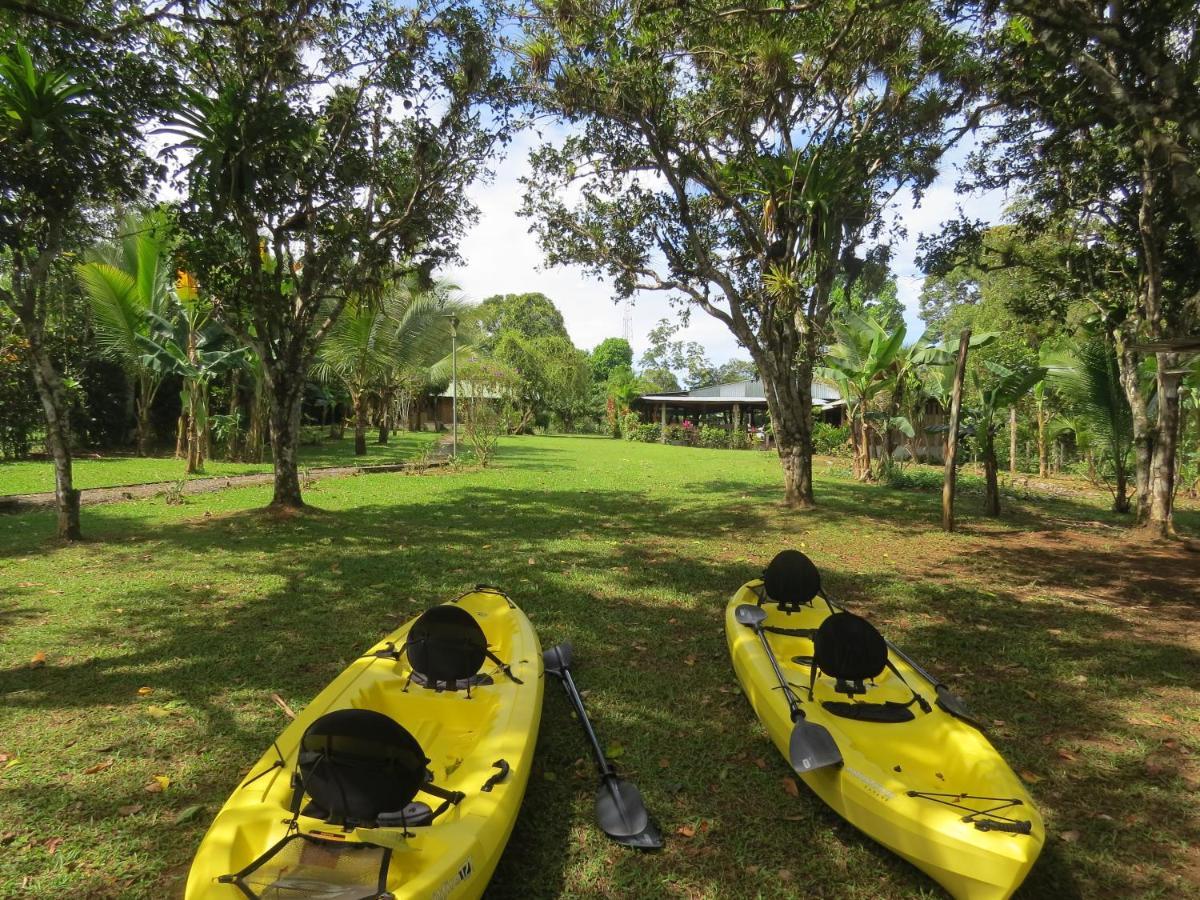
top-left (447, 132), bottom-right (1009, 365)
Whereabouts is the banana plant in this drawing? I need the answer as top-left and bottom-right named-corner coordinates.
top-left (964, 361), bottom-right (1047, 517)
top-left (817, 312), bottom-right (907, 480)
top-left (137, 276), bottom-right (249, 474)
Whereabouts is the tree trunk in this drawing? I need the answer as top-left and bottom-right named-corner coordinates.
top-left (942, 330), bottom-right (970, 532)
top-left (185, 383), bottom-right (203, 474)
top-left (175, 413), bottom-right (187, 459)
top-left (377, 421), bottom-right (389, 444)
top-left (758, 349), bottom-right (815, 508)
top-left (982, 431), bottom-right (1000, 517)
top-left (353, 391), bottom-right (368, 456)
top-left (1008, 406), bottom-right (1018, 476)
top-left (1143, 356), bottom-right (1183, 537)
top-left (267, 369), bottom-right (306, 509)
top-left (1036, 401), bottom-right (1048, 478)
top-left (1114, 458), bottom-right (1130, 513)
top-left (27, 334), bottom-right (81, 539)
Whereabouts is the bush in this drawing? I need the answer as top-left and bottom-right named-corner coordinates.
top-left (628, 423), bottom-right (660, 442)
top-left (730, 428), bottom-right (750, 450)
top-left (697, 425), bottom-right (730, 449)
top-left (664, 425), bottom-right (685, 443)
top-left (620, 410), bottom-right (643, 440)
top-left (812, 421), bottom-right (851, 456)
top-left (0, 334), bottom-right (41, 459)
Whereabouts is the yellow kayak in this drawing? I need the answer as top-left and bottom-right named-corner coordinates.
top-left (725, 551), bottom-right (1044, 900)
top-left (185, 587), bottom-right (543, 899)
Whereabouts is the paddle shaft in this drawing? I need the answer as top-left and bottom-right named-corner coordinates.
top-left (556, 665), bottom-right (616, 779)
top-left (753, 624), bottom-right (804, 722)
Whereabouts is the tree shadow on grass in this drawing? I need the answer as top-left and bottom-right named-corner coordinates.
top-left (1, 454), bottom-right (1195, 896)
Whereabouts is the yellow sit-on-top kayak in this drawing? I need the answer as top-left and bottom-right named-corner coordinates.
top-left (726, 551), bottom-right (1044, 900)
top-left (186, 587), bottom-right (543, 900)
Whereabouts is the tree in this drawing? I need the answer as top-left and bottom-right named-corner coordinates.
top-left (830, 268), bottom-right (904, 330)
top-left (476, 292), bottom-right (570, 350)
top-left (0, 28), bottom-right (164, 538)
top-left (316, 277), bottom-right (472, 455)
top-left (711, 359), bottom-right (758, 385)
top-left (522, 0), bottom-right (977, 507)
top-left (77, 213), bottom-right (173, 455)
top-left (590, 337), bottom-right (633, 383)
top-left (817, 313), bottom-right (910, 481)
top-left (965, 361), bottom-right (1045, 516)
top-left (168, 0), bottom-right (512, 510)
top-left (966, 3), bottom-right (1200, 537)
top-left (639, 319), bottom-right (716, 389)
top-left (918, 268), bottom-right (980, 339)
top-left (1044, 338), bottom-right (1134, 512)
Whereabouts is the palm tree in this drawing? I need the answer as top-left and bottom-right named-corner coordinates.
top-left (77, 213), bottom-right (173, 455)
top-left (1044, 339), bottom-right (1134, 512)
top-left (315, 277), bottom-right (473, 456)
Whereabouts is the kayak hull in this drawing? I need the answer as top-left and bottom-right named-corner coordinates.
top-left (725, 581), bottom-right (1044, 900)
top-left (186, 589), bottom-right (543, 899)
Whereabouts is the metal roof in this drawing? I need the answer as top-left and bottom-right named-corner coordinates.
top-left (639, 378), bottom-right (842, 404)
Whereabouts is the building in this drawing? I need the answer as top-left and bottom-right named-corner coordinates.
top-left (632, 379), bottom-right (846, 431)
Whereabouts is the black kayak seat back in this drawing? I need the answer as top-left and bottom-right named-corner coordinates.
top-left (405, 604), bottom-right (488, 685)
top-left (298, 709), bottom-right (428, 828)
top-left (813, 611), bottom-right (888, 690)
top-left (762, 549), bottom-right (822, 611)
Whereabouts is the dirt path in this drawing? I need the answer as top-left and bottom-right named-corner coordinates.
top-left (0, 435), bottom-right (456, 513)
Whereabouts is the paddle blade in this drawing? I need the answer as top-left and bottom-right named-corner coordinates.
top-left (596, 777), bottom-right (662, 850)
top-left (543, 642), bottom-right (573, 677)
top-left (789, 720), bottom-right (842, 773)
top-left (734, 604), bottom-right (767, 627)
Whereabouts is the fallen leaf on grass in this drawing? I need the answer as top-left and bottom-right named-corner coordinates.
top-left (1056, 748), bottom-right (1077, 762)
top-left (1060, 830), bottom-right (1081, 843)
top-left (44, 837), bottom-right (63, 854)
top-left (144, 775), bottom-right (170, 793)
top-left (29, 652), bottom-right (46, 669)
top-left (1018, 769), bottom-right (1042, 784)
top-left (676, 824), bottom-right (695, 838)
top-left (175, 804), bottom-right (204, 824)
top-left (753, 757), bottom-right (768, 770)
top-left (605, 743), bottom-right (624, 760)
top-left (137, 687), bottom-right (153, 696)
top-left (684, 654), bottom-right (697, 667)
top-left (84, 760), bottom-right (114, 775)
top-left (144, 706), bottom-right (173, 719)
top-left (782, 777), bottom-right (800, 798)
top-left (658, 757), bottom-right (670, 769)
top-left (117, 804), bottom-right (143, 817)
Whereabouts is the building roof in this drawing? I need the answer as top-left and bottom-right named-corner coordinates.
top-left (638, 379), bottom-right (843, 407)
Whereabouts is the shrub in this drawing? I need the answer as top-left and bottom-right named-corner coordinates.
top-left (620, 410), bottom-right (643, 440)
top-left (729, 428), bottom-right (750, 450)
top-left (812, 421), bottom-right (851, 456)
top-left (0, 334), bottom-right (41, 459)
top-left (697, 425), bottom-right (730, 448)
top-left (664, 425), bottom-right (685, 442)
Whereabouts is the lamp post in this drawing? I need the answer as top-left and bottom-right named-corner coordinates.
top-left (445, 314), bottom-right (459, 457)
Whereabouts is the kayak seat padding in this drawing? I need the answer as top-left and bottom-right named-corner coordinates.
top-left (405, 605), bottom-right (488, 686)
top-left (299, 709), bottom-right (428, 828)
top-left (822, 700), bottom-right (916, 723)
top-left (813, 612), bottom-right (888, 684)
top-left (763, 549), bottom-right (822, 611)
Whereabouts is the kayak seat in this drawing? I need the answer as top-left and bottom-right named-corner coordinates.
top-left (808, 612), bottom-right (932, 720)
top-left (296, 709), bottom-right (464, 830)
top-left (762, 549), bottom-right (822, 612)
top-left (812, 611), bottom-right (888, 696)
top-left (401, 604), bottom-right (524, 693)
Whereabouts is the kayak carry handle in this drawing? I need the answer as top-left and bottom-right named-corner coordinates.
top-left (481, 759), bottom-right (510, 792)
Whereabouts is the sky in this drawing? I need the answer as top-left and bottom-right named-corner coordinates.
top-left (447, 131), bottom-right (1012, 367)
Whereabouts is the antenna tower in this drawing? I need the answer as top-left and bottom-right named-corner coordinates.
top-left (621, 298), bottom-right (633, 343)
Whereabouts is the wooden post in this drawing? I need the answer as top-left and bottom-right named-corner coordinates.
top-left (942, 329), bottom-right (971, 532)
top-left (659, 402), bottom-right (667, 443)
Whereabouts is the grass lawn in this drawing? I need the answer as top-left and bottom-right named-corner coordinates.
top-left (0, 432), bottom-right (440, 496)
top-left (1, 435), bottom-right (1197, 898)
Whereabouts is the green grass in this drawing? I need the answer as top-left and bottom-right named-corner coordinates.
top-left (0, 433), bottom-right (440, 496)
top-left (1, 435), bottom-right (1197, 898)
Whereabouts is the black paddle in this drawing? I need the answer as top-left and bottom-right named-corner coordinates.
top-left (733, 604), bottom-right (842, 773)
top-left (542, 643), bottom-right (663, 851)
top-left (817, 590), bottom-right (985, 730)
